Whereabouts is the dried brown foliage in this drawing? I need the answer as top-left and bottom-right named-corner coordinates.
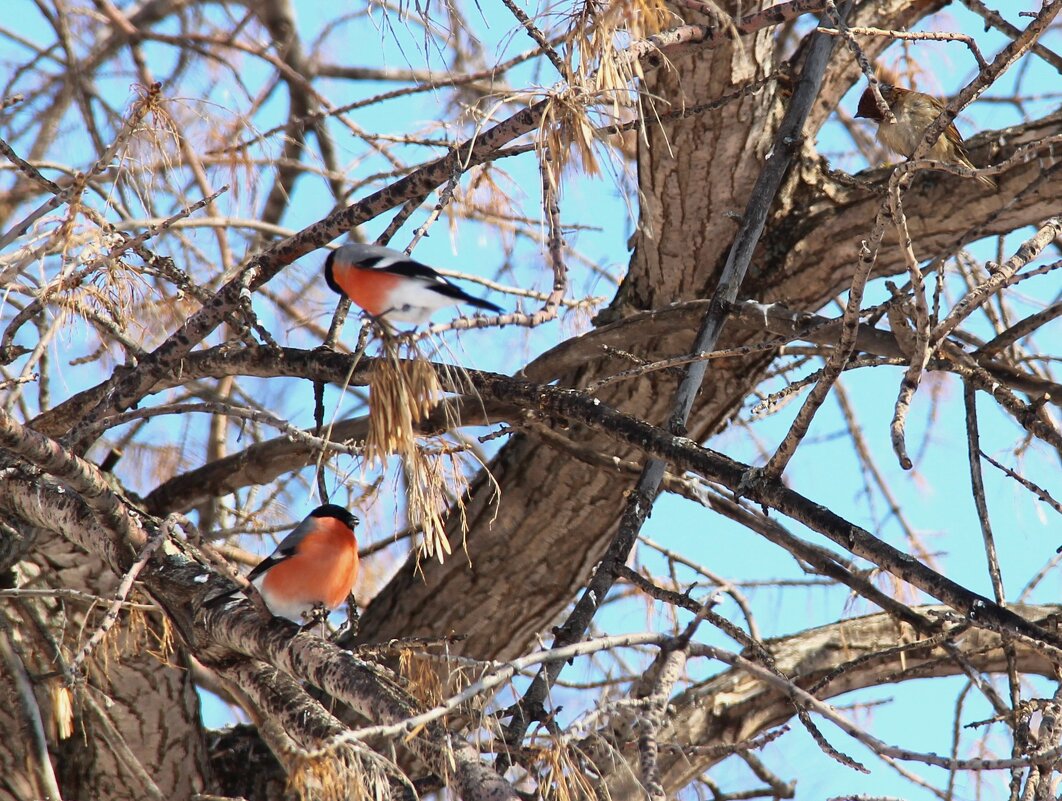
top-left (0, 2), bottom-right (1060, 801)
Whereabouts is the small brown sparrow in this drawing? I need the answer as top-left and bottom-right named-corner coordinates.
top-left (855, 84), bottom-right (996, 189)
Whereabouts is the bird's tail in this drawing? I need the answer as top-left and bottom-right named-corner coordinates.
top-left (433, 282), bottom-right (504, 314)
top-left (956, 147), bottom-right (997, 190)
top-left (466, 296), bottom-right (504, 314)
top-left (975, 171), bottom-right (997, 190)
top-left (203, 584), bottom-right (243, 608)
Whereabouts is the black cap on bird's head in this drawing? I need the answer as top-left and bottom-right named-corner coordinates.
top-left (310, 503), bottom-right (360, 530)
top-left (855, 84), bottom-right (895, 121)
top-left (323, 249), bottom-right (342, 296)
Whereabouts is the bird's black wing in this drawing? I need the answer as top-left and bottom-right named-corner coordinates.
top-left (369, 254), bottom-right (503, 312)
top-left (244, 553), bottom-right (285, 582)
top-left (364, 254), bottom-right (447, 283)
top-left (244, 516), bottom-right (315, 581)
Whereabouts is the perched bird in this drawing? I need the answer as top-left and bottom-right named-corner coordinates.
top-left (855, 84), bottom-right (995, 189)
top-left (324, 243), bottom-right (503, 325)
top-left (211, 504), bottom-right (360, 624)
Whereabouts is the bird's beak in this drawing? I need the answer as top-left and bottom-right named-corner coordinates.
top-left (855, 92), bottom-right (881, 121)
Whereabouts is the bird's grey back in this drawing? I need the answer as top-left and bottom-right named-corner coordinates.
top-left (334, 242), bottom-right (406, 264)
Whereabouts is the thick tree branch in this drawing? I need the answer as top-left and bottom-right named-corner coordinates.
top-left (608, 604), bottom-right (1062, 796)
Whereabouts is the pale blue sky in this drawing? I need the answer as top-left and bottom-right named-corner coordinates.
top-left (2, 2), bottom-right (1058, 798)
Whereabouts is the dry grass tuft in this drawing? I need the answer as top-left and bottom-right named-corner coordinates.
top-left (538, 0), bottom-right (673, 174)
top-left (365, 341), bottom-right (440, 466)
top-left (120, 82), bottom-right (183, 210)
top-left (568, 0), bottom-right (672, 89)
top-left (406, 427), bottom-right (502, 566)
top-left (288, 743), bottom-right (404, 801)
top-left (146, 607), bottom-right (175, 663)
top-left (403, 444), bottom-right (458, 560)
top-left (81, 599), bottom-right (172, 689)
top-left (541, 89), bottom-right (603, 176)
top-left (366, 339), bottom-right (472, 563)
top-left (533, 737), bottom-right (603, 801)
top-left (31, 83), bottom-right (183, 359)
top-left (51, 682), bottom-right (75, 740)
top-left (397, 647), bottom-right (448, 708)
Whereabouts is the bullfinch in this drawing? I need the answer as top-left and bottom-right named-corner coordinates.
top-left (324, 243), bottom-right (504, 325)
top-left (212, 504), bottom-right (360, 624)
top-left (855, 84), bottom-right (995, 189)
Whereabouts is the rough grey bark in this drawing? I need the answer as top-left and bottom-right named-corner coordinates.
top-left (355, 2), bottom-right (1060, 662)
top-left (0, 0), bottom-right (1058, 798)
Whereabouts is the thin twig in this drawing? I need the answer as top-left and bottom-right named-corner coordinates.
top-left (933, 218), bottom-right (1061, 346)
top-left (497, 12), bottom-right (843, 769)
top-left (958, 0), bottom-right (1062, 72)
top-left (887, 178), bottom-right (931, 470)
top-left (499, 0), bottom-right (567, 77)
top-left (980, 451), bottom-right (1062, 517)
top-left (68, 522), bottom-right (169, 675)
top-left (761, 204), bottom-right (884, 477)
top-left (0, 619), bottom-right (63, 801)
top-left (817, 25), bottom-right (987, 70)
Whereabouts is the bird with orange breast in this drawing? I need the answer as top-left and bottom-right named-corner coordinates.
top-left (324, 243), bottom-right (503, 326)
top-left (210, 504), bottom-right (360, 625)
top-left (855, 83), bottom-right (996, 189)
